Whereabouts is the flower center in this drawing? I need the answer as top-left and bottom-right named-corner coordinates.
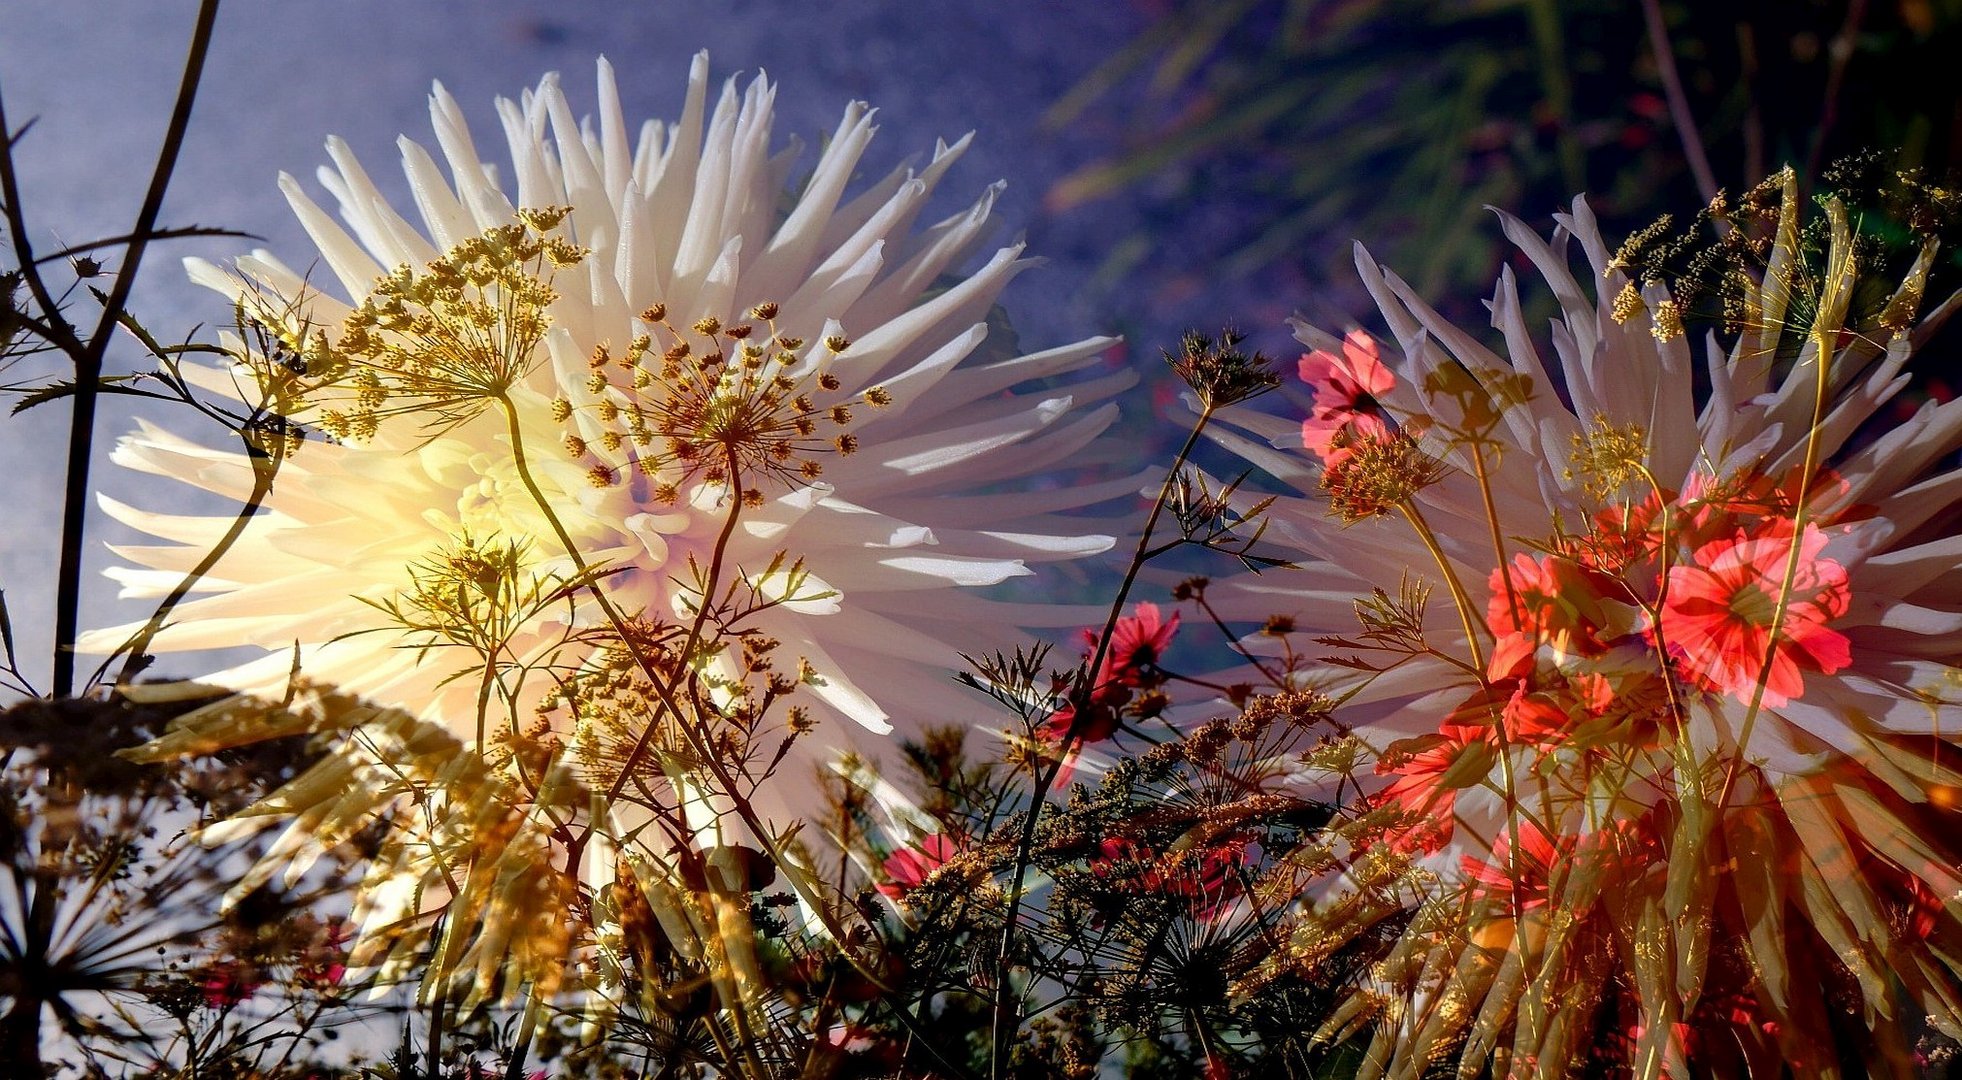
top-left (1726, 581), bottom-right (1779, 626)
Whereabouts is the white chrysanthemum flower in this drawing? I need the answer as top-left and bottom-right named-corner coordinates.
top-left (87, 55), bottom-right (1134, 846)
top-left (1206, 178), bottom-right (1962, 1073)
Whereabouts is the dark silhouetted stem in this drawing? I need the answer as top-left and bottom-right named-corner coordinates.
top-left (1806, 0), bottom-right (1869, 183)
top-left (50, 0), bottom-right (222, 697)
top-left (989, 403), bottom-right (1214, 1077)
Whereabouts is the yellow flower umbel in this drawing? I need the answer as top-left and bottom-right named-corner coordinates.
top-left (314, 206), bottom-right (583, 437)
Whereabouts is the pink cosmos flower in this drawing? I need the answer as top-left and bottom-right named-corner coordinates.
top-left (1487, 552), bottom-right (1615, 659)
top-left (877, 832), bottom-right (963, 900)
top-left (1093, 601), bottom-right (1181, 688)
top-left (1043, 602), bottom-right (1182, 754)
top-left (1297, 330), bottom-right (1394, 463)
top-left (1659, 520), bottom-right (1851, 707)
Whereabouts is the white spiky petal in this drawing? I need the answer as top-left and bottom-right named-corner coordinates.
top-left (1217, 192), bottom-right (1961, 831)
top-left (1206, 187), bottom-right (1962, 1073)
top-left (88, 56), bottom-right (1134, 850)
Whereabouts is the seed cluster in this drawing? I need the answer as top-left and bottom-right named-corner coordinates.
top-left (534, 615), bottom-right (822, 798)
top-left (1566, 415), bottom-right (1650, 501)
top-left (551, 299), bottom-right (890, 502)
top-left (1320, 433), bottom-right (1446, 523)
top-left (311, 207), bottom-right (586, 440)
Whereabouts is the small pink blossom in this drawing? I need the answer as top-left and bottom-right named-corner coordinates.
top-left (295, 916), bottom-right (350, 990)
top-left (1298, 330), bottom-right (1395, 463)
top-left (1090, 601), bottom-right (1180, 688)
top-left (196, 960), bottom-right (263, 1008)
top-left (878, 832), bottom-right (963, 900)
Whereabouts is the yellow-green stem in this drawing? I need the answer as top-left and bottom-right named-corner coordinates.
top-left (1470, 441), bottom-right (1522, 630)
top-left (1397, 500), bottom-right (1488, 675)
top-left (493, 395), bottom-right (884, 995)
top-left (1718, 251), bottom-right (1846, 808)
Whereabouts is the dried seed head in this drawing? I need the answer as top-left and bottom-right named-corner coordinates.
top-left (1649, 297), bottom-right (1685, 342)
top-left (1321, 433), bottom-right (1445, 523)
top-left (1167, 327), bottom-right (1282, 407)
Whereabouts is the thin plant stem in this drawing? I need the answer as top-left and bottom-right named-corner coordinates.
top-left (48, 0), bottom-right (224, 697)
top-left (1470, 441), bottom-right (1521, 628)
top-left (1640, 0), bottom-right (1719, 207)
top-left (599, 443), bottom-right (748, 811)
top-left (503, 1001), bottom-right (538, 1080)
top-left (1735, 21), bottom-right (1766, 186)
top-left (1396, 499), bottom-right (1488, 675)
top-left (98, 434), bottom-right (282, 688)
top-left (0, 116), bottom-right (85, 359)
top-left (491, 395), bottom-right (908, 1036)
top-left (1718, 207), bottom-right (1853, 809)
top-left (1806, 0), bottom-right (1870, 184)
top-left (988, 401), bottom-right (1216, 1078)
top-left (1191, 592), bottom-right (1283, 687)
top-left (425, 992), bottom-right (447, 1079)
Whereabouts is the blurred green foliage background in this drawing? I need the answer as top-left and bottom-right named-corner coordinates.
top-left (1051, 0), bottom-right (1961, 330)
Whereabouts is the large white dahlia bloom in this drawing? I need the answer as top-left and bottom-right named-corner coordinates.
top-left (87, 57), bottom-right (1131, 888)
top-left (1209, 179), bottom-right (1962, 1074)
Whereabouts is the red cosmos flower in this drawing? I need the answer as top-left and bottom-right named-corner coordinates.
top-left (1298, 330), bottom-right (1395, 463)
top-left (877, 832), bottom-right (963, 900)
top-left (1045, 602), bottom-right (1182, 746)
top-left (1659, 520), bottom-right (1852, 707)
top-left (1487, 552), bottom-right (1617, 659)
top-left (1372, 723), bottom-right (1495, 852)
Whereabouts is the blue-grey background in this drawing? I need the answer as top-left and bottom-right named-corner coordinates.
top-left (0, 1), bottom-right (1320, 693)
